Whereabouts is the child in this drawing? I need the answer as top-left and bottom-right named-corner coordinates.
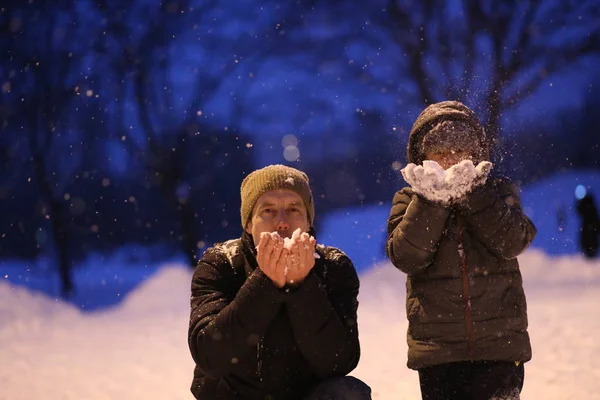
top-left (386, 101), bottom-right (537, 400)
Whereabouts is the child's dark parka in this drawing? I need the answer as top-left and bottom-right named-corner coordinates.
top-left (386, 101), bottom-right (537, 370)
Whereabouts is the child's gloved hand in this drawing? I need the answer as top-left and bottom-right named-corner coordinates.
top-left (445, 160), bottom-right (493, 202)
top-left (445, 160), bottom-right (478, 199)
top-left (474, 160), bottom-right (493, 188)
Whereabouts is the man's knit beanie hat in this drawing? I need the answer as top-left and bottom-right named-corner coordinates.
top-left (240, 164), bottom-right (315, 228)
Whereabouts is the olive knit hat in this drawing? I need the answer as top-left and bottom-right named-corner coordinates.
top-left (240, 164), bottom-right (315, 228)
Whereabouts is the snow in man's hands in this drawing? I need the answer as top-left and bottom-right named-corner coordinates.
top-left (401, 159), bottom-right (493, 205)
top-left (262, 228), bottom-right (321, 258)
top-left (283, 227), bottom-right (303, 251)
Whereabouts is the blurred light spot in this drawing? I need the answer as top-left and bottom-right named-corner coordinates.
top-left (282, 134), bottom-right (298, 148)
top-left (102, 178), bottom-right (110, 187)
top-left (63, 193), bottom-right (71, 200)
top-left (86, 90), bottom-right (93, 97)
top-left (575, 185), bottom-right (587, 200)
top-left (90, 225), bottom-right (99, 233)
top-left (2, 81), bottom-right (11, 93)
top-left (391, 161), bottom-right (403, 171)
top-left (197, 110), bottom-right (203, 116)
top-left (246, 143), bottom-right (253, 148)
top-left (197, 241), bottom-right (206, 249)
top-left (283, 146), bottom-right (300, 162)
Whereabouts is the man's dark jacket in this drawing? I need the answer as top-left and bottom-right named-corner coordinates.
top-left (188, 231), bottom-right (361, 399)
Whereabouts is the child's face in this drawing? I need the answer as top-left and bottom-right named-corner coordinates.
top-left (425, 149), bottom-right (473, 170)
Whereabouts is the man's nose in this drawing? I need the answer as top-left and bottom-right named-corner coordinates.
top-left (276, 213), bottom-right (289, 231)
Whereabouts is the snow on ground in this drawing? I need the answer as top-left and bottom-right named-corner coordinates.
top-left (1, 248), bottom-right (599, 400)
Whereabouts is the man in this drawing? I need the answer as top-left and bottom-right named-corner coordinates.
top-left (188, 164), bottom-right (371, 399)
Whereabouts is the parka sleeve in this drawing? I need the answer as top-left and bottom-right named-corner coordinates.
top-left (386, 188), bottom-right (451, 275)
top-left (457, 178), bottom-right (537, 260)
top-left (284, 251), bottom-right (360, 378)
top-left (188, 249), bottom-right (284, 379)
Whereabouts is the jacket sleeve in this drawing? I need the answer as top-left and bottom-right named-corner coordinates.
top-left (457, 178), bottom-right (537, 260)
top-left (188, 249), bottom-right (285, 379)
top-left (284, 251), bottom-right (360, 378)
top-left (386, 188), bottom-right (451, 275)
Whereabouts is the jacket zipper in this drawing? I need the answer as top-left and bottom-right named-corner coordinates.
top-left (457, 218), bottom-right (474, 357)
top-left (256, 337), bottom-right (264, 381)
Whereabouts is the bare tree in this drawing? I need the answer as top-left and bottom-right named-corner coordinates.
top-left (1, 1), bottom-right (90, 295)
top-left (90, 0), bottom-right (298, 266)
top-left (362, 0), bottom-right (600, 150)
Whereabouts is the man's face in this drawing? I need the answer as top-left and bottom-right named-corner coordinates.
top-left (425, 149), bottom-right (474, 170)
top-left (245, 189), bottom-right (310, 246)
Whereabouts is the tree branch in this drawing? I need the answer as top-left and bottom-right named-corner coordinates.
top-left (503, 33), bottom-right (600, 107)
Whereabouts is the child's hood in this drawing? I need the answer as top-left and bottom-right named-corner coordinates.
top-left (407, 101), bottom-right (489, 165)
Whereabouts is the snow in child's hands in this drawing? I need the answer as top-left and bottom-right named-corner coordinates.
top-left (401, 159), bottom-right (492, 205)
top-left (410, 161), bottom-right (446, 191)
